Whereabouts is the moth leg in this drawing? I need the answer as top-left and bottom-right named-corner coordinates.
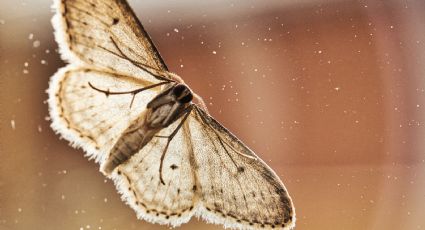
top-left (88, 81), bottom-right (169, 108)
top-left (157, 105), bottom-right (193, 185)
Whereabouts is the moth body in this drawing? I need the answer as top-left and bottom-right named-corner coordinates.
top-left (101, 83), bottom-right (193, 175)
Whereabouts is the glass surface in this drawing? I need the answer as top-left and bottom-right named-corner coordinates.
top-left (1, 0), bottom-right (425, 229)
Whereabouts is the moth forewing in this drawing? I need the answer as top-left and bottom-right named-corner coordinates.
top-left (51, 0), bottom-right (170, 83)
top-left (189, 107), bottom-right (296, 230)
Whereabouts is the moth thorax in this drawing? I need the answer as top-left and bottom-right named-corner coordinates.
top-left (173, 84), bottom-right (193, 104)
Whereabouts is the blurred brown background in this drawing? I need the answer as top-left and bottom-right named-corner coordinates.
top-left (1, 0), bottom-right (425, 229)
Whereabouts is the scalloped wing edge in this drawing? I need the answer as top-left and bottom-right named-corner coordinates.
top-left (109, 170), bottom-right (196, 227)
top-left (195, 206), bottom-right (296, 230)
top-left (109, 169), bottom-right (296, 230)
top-left (51, 0), bottom-right (86, 66)
top-left (47, 65), bottom-right (105, 163)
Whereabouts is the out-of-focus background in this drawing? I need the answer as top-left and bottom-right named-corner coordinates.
top-left (1, 0), bottom-right (425, 229)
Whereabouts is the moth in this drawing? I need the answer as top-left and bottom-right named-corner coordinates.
top-left (48, 0), bottom-right (295, 229)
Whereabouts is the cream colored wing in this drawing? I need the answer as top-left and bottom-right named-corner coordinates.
top-left (189, 106), bottom-right (296, 230)
top-left (110, 116), bottom-right (198, 227)
top-left (48, 65), bottom-right (160, 163)
top-left (52, 0), bottom-right (169, 83)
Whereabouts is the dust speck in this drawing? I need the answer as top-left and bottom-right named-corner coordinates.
top-left (33, 40), bottom-right (41, 48)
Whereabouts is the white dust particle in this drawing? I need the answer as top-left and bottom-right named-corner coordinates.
top-left (41, 60), bottom-right (47, 65)
top-left (212, 50), bottom-right (217, 54)
top-left (28, 33), bottom-right (34, 40)
top-left (173, 28), bottom-right (179, 33)
top-left (17, 208), bottom-right (22, 212)
top-left (23, 69), bottom-right (29, 74)
top-left (180, 64), bottom-right (184, 68)
top-left (334, 87), bottom-right (340, 91)
top-left (38, 125), bottom-right (42, 132)
top-left (10, 120), bottom-right (16, 129)
top-left (318, 50), bottom-right (322, 54)
top-left (24, 62), bottom-right (29, 67)
top-left (33, 40), bottom-right (41, 48)
top-left (104, 198), bottom-right (108, 203)
top-left (61, 194), bottom-right (66, 200)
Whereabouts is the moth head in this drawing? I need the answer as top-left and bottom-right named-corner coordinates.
top-left (173, 84), bottom-right (193, 104)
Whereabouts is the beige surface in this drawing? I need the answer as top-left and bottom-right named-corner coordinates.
top-left (1, 0), bottom-right (425, 229)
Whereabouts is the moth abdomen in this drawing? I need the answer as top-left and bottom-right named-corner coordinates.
top-left (101, 118), bottom-right (159, 175)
